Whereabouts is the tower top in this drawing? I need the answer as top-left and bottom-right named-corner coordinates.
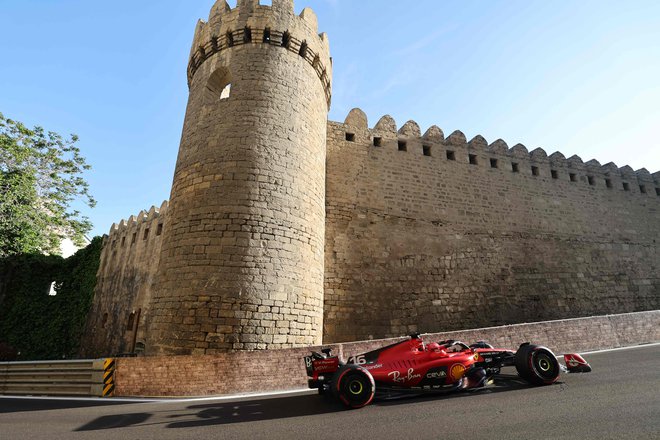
top-left (187, 0), bottom-right (332, 106)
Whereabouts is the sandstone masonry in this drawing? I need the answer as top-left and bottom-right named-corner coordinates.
top-left (80, 0), bottom-right (660, 357)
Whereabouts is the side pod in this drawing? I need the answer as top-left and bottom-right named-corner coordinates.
top-left (564, 354), bottom-right (592, 373)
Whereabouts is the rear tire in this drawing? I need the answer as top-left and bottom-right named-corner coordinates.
top-left (331, 366), bottom-right (375, 409)
top-left (515, 344), bottom-right (560, 385)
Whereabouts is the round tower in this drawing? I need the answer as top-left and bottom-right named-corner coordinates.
top-left (146, 0), bottom-right (331, 354)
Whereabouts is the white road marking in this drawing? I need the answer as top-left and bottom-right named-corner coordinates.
top-left (575, 342), bottom-right (660, 356)
top-left (0, 388), bottom-right (313, 404)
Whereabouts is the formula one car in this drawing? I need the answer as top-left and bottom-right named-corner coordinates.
top-left (304, 334), bottom-right (591, 409)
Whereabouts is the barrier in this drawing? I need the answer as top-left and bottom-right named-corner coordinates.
top-left (0, 358), bottom-right (115, 397)
top-left (115, 310), bottom-right (659, 397)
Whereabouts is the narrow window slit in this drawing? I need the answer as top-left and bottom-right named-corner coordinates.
top-left (531, 166), bottom-right (539, 176)
top-left (569, 173), bottom-right (577, 182)
top-left (423, 145), bottom-right (432, 157)
top-left (263, 28), bottom-right (271, 43)
top-left (551, 170), bottom-right (558, 179)
top-left (446, 150), bottom-right (456, 161)
top-left (373, 137), bottom-right (382, 147)
top-left (398, 141), bottom-right (407, 152)
top-left (157, 223), bottom-right (163, 236)
top-left (468, 154), bottom-right (478, 165)
top-left (143, 228), bottom-right (150, 240)
top-left (639, 185), bottom-right (646, 194)
top-left (298, 40), bottom-right (308, 58)
top-left (226, 31), bottom-right (234, 47)
top-left (490, 158), bottom-right (498, 169)
top-left (345, 133), bottom-right (355, 142)
top-left (622, 182), bottom-right (630, 191)
top-left (605, 179), bottom-right (613, 189)
top-left (243, 26), bottom-right (252, 43)
top-left (512, 162), bottom-right (519, 173)
top-left (281, 31), bottom-right (291, 48)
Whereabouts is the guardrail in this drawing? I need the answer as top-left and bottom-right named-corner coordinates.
top-left (0, 358), bottom-right (115, 397)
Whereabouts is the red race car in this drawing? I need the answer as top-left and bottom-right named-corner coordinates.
top-left (304, 333), bottom-right (591, 409)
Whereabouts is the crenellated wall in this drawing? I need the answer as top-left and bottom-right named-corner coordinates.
top-left (323, 108), bottom-right (659, 342)
top-left (80, 202), bottom-right (168, 357)
top-left (81, 2), bottom-right (659, 356)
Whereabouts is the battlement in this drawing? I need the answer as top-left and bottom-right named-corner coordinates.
top-left (335, 108), bottom-right (660, 195)
top-left (105, 201), bottom-right (169, 246)
top-left (187, 0), bottom-right (332, 105)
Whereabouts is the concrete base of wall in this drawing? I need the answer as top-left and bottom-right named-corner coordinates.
top-left (115, 310), bottom-right (659, 397)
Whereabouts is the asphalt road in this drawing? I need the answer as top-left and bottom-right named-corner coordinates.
top-left (1, 344), bottom-right (659, 440)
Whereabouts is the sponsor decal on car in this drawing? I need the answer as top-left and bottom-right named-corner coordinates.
top-left (388, 368), bottom-right (422, 383)
top-left (449, 363), bottom-right (466, 381)
top-left (426, 370), bottom-right (447, 379)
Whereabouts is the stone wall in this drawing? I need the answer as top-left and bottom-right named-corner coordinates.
top-left (324, 109), bottom-right (660, 342)
top-left (113, 311), bottom-right (660, 397)
top-left (81, 2), bottom-right (660, 357)
top-left (79, 203), bottom-right (167, 358)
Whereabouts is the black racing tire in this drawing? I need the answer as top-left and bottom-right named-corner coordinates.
top-left (515, 344), bottom-right (560, 385)
top-left (331, 365), bottom-right (375, 409)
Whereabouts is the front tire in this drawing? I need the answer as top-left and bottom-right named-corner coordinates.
top-left (515, 344), bottom-right (560, 385)
top-left (331, 366), bottom-right (375, 409)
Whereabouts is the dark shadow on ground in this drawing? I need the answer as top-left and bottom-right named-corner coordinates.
top-left (165, 393), bottom-right (344, 429)
top-left (75, 393), bottom-right (343, 431)
top-left (0, 397), bottom-right (139, 414)
top-left (75, 374), bottom-right (560, 431)
top-left (75, 412), bottom-right (152, 431)
top-left (373, 373), bottom-right (547, 406)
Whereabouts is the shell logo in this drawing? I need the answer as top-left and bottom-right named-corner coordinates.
top-left (449, 363), bottom-right (466, 381)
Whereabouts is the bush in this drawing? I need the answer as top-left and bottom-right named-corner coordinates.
top-left (0, 342), bottom-right (18, 361)
top-left (0, 237), bottom-right (102, 360)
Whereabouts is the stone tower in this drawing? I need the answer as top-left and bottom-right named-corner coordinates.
top-left (145, 0), bottom-right (332, 355)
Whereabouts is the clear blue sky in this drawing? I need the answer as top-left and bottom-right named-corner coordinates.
top-left (1, 0), bottom-right (659, 238)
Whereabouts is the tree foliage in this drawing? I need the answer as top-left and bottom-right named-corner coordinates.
top-left (0, 112), bottom-right (95, 257)
top-left (0, 237), bottom-right (103, 360)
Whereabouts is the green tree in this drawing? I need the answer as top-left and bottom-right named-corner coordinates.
top-left (0, 112), bottom-right (95, 257)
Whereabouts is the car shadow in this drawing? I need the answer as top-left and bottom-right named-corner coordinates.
top-left (373, 373), bottom-right (548, 406)
top-left (75, 393), bottom-right (344, 431)
top-left (75, 375), bottom-right (563, 431)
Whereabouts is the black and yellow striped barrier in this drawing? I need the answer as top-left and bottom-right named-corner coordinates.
top-left (102, 358), bottom-right (115, 397)
top-left (0, 358), bottom-right (116, 397)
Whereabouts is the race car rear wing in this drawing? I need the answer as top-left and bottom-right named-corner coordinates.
top-left (304, 349), bottom-right (340, 377)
